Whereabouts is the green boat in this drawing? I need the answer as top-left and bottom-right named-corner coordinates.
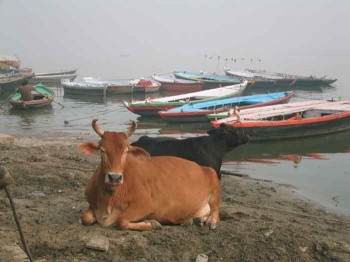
top-left (8, 84), bottom-right (54, 109)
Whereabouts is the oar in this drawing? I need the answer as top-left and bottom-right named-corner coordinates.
top-left (35, 90), bottom-right (64, 108)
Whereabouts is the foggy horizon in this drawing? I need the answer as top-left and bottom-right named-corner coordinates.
top-left (1, 0), bottom-right (349, 81)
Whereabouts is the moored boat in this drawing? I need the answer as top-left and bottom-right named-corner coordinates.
top-left (224, 67), bottom-right (294, 87)
top-left (123, 81), bottom-right (248, 116)
top-left (247, 69), bottom-right (337, 86)
top-left (30, 73), bottom-right (77, 84)
top-left (132, 79), bottom-right (161, 93)
top-left (0, 73), bottom-right (33, 92)
top-left (8, 84), bottom-right (54, 109)
top-left (159, 91), bottom-right (294, 122)
top-left (293, 76), bottom-right (338, 86)
top-left (152, 74), bottom-right (204, 92)
top-left (210, 100), bottom-right (350, 141)
top-left (105, 80), bottom-right (135, 94)
top-left (61, 78), bottom-right (107, 96)
top-left (174, 71), bottom-right (242, 88)
top-left (224, 67), bottom-right (276, 88)
top-left (34, 69), bottom-right (77, 77)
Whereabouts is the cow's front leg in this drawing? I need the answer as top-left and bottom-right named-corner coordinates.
top-left (81, 207), bottom-right (96, 226)
top-left (115, 203), bottom-right (162, 231)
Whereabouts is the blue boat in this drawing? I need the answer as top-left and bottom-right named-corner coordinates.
top-left (158, 91), bottom-right (294, 122)
top-left (174, 71), bottom-right (242, 88)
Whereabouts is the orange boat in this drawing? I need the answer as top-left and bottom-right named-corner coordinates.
top-left (211, 100), bottom-right (350, 141)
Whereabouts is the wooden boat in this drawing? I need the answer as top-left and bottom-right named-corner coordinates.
top-left (211, 100), bottom-right (350, 141)
top-left (174, 71), bottom-right (242, 88)
top-left (294, 76), bottom-right (338, 86)
top-left (224, 67), bottom-right (295, 87)
top-left (123, 81), bottom-right (248, 116)
top-left (152, 74), bottom-right (204, 92)
top-left (61, 79), bottom-right (107, 96)
top-left (8, 84), bottom-right (54, 109)
top-left (34, 69), bottom-right (77, 77)
top-left (247, 69), bottom-right (337, 86)
top-left (30, 72), bottom-right (77, 84)
top-left (159, 91), bottom-right (294, 123)
top-left (224, 67), bottom-right (276, 88)
top-left (0, 73), bottom-right (33, 92)
top-left (106, 80), bottom-right (135, 94)
top-left (132, 79), bottom-right (161, 93)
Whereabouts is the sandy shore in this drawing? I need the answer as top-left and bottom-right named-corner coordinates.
top-left (0, 135), bottom-right (350, 261)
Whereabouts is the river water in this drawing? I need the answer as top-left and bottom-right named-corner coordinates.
top-left (0, 79), bottom-right (349, 215)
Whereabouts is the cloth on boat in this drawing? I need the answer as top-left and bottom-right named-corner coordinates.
top-left (18, 85), bottom-right (36, 101)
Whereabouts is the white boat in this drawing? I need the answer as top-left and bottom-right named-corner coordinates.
top-left (34, 69), bottom-right (77, 77)
top-left (30, 73), bottom-right (77, 84)
top-left (123, 81), bottom-right (248, 116)
top-left (61, 78), bottom-right (107, 96)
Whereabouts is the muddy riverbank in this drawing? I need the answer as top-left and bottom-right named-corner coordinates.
top-left (0, 135), bottom-right (349, 261)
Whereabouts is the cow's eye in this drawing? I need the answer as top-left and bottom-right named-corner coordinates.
top-left (100, 148), bottom-right (106, 153)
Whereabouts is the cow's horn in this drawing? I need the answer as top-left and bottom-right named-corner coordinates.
top-left (126, 120), bottom-right (137, 137)
top-left (92, 119), bottom-right (104, 137)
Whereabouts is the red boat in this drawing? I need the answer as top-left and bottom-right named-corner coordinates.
top-left (133, 78), bottom-right (160, 93)
top-left (152, 74), bottom-right (204, 92)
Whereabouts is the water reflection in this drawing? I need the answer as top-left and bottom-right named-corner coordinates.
top-left (8, 106), bottom-right (54, 128)
top-left (244, 84), bottom-right (336, 95)
top-left (224, 130), bottom-right (350, 165)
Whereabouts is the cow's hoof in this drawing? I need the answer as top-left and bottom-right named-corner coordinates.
top-left (148, 220), bottom-right (162, 230)
top-left (209, 223), bottom-right (217, 230)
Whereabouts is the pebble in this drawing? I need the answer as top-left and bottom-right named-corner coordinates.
top-left (86, 236), bottom-right (109, 252)
top-left (195, 254), bottom-right (208, 262)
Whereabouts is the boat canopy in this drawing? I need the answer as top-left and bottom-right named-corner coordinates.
top-left (0, 55), bottom-right (21, 70)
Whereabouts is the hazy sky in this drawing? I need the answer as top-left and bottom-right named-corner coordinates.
top-left (1, 0), bottom-right (349, 80)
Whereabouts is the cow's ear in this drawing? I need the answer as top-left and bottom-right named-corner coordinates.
top-left (129, 146), bottom-right (150, 160)
top-left (78, 142), bottom-right (100, 155)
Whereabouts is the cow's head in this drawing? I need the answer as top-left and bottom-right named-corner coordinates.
top-left (78, 120), bottom-right (150, 190)
top-left (207, 123), bottom-right (250, 150)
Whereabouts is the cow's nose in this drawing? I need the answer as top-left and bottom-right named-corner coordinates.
top-left (108, 173), bottom-right (123, 184)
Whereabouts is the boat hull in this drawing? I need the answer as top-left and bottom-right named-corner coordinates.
top-left (294, 78), bottom-right (338, 86)
top-left (247, 80), bottom-right (276, 88)
top-left (133, 85), bottom-right (160, 93)
top-left (174, 71), bottom-right (242, 88)
top-left (30, 73), bottom-right (77, 84)
top-left (0, 74), bottom-right (33, 92)
top-left (106, 85), bottom-right (133, 94)
top-left (160, 92), bottom-right (294, 123)
top-left (124, 81), bottom-right (248, 116)
top-left (123, 101), bottom-right (183, 116)
top-left (63, 87), bottom-right (106, 96)
top-left (160, 82), bottom-right (203, 92)
top-left (8, 84), bottom-right (54, 109)
top-left (212, 112), bottom-right (350, 141)
top-left (34, 69), bottom-right (77, 77)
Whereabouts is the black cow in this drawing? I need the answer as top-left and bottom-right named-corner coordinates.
top-left (131, 123), bottom-right (249, 178)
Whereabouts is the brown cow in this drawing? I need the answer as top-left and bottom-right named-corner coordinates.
top-left (78, 120), bottom-right (221, 231)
